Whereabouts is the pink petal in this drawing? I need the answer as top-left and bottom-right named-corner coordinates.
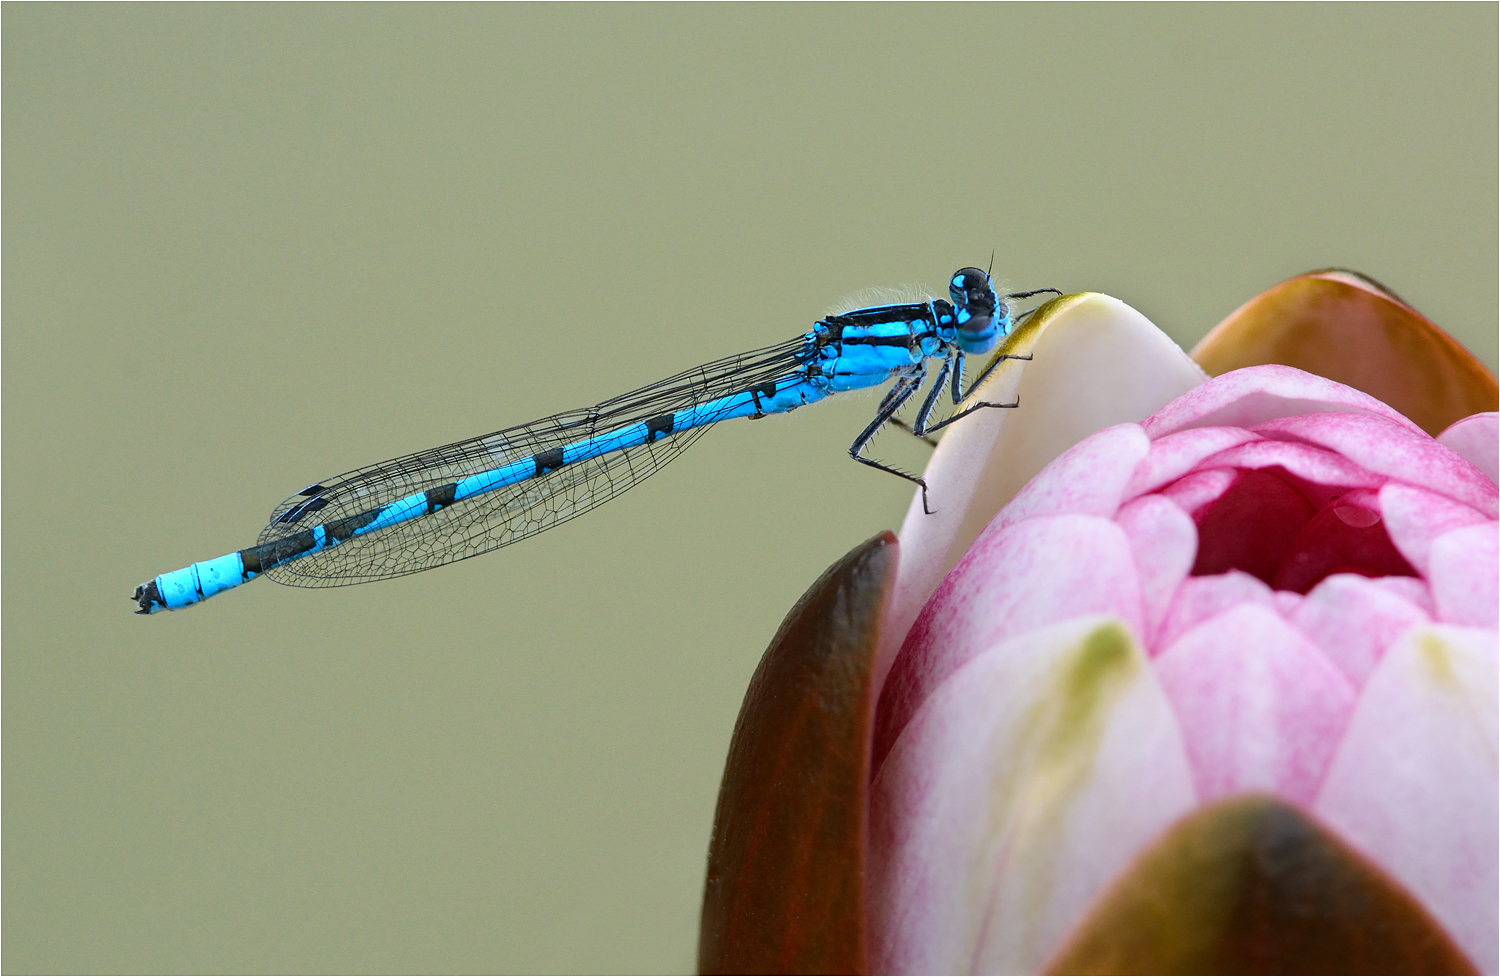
top-left (1370, 575), bottom-right (1436, 615)
top-left (1437, 412), bottom-right (1498, 486)
top-left (875, 515), bottom-right (1142, 774)
top-left (870, 617), bottom-right (1197, 975)
top-left (1255, 412), bottom-right (1497, 518)
top-left (1196, 439), bottom-right (1387, 494)
top-left (1115, 495), bottom-right (1198, 649)
top-left (1291, 574), bottom-right (1432, 686)
top-left (1315, 625), bottom-right (1499, 974)
top-left (990, 423), bottom-right (1151, 534)
top-left (1192, 469), bottom-right (1319, 584)
top-left (1427, 523), bottom-right (1500, 629)
top-left (1154, 603), bottom-right (1358, 806)
top-left (1156, 570), bottom-right (1277, 652)
top-left (1379, 482), bottom-right (1492, 575)
top-left (1158, 467), bottom-right (1239, 516)
top-left (1121, 426), bottom-right (1263, 500)
top-left (1142, 364), bottom-right (1423, 440)
top-left (1273, 590), bottom-right (1304, 615)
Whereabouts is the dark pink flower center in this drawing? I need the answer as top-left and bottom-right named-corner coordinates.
top-left (1186, 468), bottom-right (1416, 594)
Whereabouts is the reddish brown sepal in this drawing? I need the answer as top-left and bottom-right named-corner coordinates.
top-left (1044, 795), bottom-right (1477, 975)
top-left (1192, 271), bottom-right (1498, 436)
top-left (698, 531), bottom-right (897, 975)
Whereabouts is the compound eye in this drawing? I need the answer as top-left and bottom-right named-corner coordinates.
top-left (949, 267), bottom-right (998, 322)
top-left (948, 267), bottom-right (1002, 353)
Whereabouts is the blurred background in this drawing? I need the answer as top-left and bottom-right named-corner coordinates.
top-left (5, 5), bottom-right (1495, 972)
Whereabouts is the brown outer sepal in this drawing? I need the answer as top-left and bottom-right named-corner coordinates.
top-left (698, 531), bottom-right (897, 975)
top-left (1191, 270), bottom-right (1498, 435)
top-left (1043, 794), bottom-right (1476, 975)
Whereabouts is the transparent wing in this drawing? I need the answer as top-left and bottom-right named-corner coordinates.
top-left (257, 336), bottom-right (809, 587)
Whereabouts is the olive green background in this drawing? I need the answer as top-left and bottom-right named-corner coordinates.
top-left (5, 5), bottom-right (1495, 973)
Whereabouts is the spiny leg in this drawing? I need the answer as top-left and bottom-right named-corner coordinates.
top-left (849, 371), bottom-right (938, 513)
top-left (919, 338), bottom-right (1027, 437)
top-left (885, 350), bottom-right (955, 446)
top-left (876, 375), bottom-right (918, 413)
top-left (885, 417), bottom-right (939, 446)
top-left (888, 343), bottom-right (1016, 444)
top-left (956, 349), bottom-right (1030, 402)
top-left (882, 372), bottom-right (939, 446)
top-left (917, 392), bottom-right (1021, 436)
top-left (910, 350), bottom-right (954, 435)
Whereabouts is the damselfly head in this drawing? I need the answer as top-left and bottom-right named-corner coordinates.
top-left (949, 267), bottom-right (1003, 354)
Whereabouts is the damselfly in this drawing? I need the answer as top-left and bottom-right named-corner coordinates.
top-left (133, 268), bottom-right (1058, 614)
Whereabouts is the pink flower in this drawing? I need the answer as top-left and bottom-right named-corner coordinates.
top-left (872, 362), bottom-right (1497, 973)
top-left (700, 274), bottom-right (1498, 975)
